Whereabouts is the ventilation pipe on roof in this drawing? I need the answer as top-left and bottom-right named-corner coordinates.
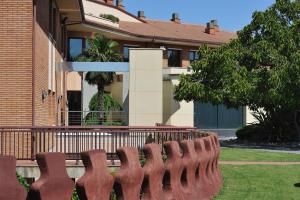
top-left (205, 20), bottom-right (219, 35)
top-left (171, 13), bottom-right (181, 24)
top-left (138, 11), bottom-right (145, 19)
top-left (116, 0), bottom-right (125, 10)
top-left (105, 0), bottom-right (114, 6)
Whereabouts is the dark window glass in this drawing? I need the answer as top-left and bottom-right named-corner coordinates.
top-left (123, 46), bottom-right (130, 62)
top-left (52, 7), bottom-right (56, 39)
top-left (194, 102), bottom-right (244, 129)
top-left (85, 39), bottom-right (91, 50)
top-left (123, 45), bottom-right (138, 62)
top-left (189, 51), bottom-right (199, 63)
top-left (168, 49), bottom-right (181, 67)
top-left (49, 0), bottom-right (57, 40)
top-left (68, 38), bottom-right (84, 61)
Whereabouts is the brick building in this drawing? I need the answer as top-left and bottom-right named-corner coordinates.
top-left (0, 0), bottom-right (253, 135)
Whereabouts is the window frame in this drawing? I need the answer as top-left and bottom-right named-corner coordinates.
top-left (189, 50), bottom-right (199, 63)
top-left (167, 48), bottom-right (182, 67)
top-left (49, 0), bottom-right (58, 41)
top-left (123, 44), bottom-right (139, 62)
top-left (67, 37), bottom-right (86, 61)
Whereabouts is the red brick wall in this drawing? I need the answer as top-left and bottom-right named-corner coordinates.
top-left (0, 0), bottom-right (66, 126)
top-left (0, 0), bottom-right (33, 126)
top-left (34, 0), bottom-right (65, 126)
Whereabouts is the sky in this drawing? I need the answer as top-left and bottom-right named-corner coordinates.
top-left (123, 0), bottom-right (275, 32)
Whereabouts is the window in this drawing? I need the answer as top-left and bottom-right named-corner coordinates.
top-left (189, 51), bottom-right (199, 63)
top-left (68, 38), bottom-right (85, 61)
top-left (168, 49), bottom-right (181, 67)
top-left (123, 46), bottom-right (130, 62)
top-left (49, 0), bottom-right (57, 40)
top-left (194, 102), bottom-right (244, 129)
top-left (123, 45), bottom-right (139, 62)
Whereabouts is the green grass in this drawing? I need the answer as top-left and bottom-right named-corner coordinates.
top-left (214, 165), bottom-right (300, 200)
top-left (220, 147), bottom-right (300, 162)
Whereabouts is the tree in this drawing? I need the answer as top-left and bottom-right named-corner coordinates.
top-left (175, 0), bottom-right (300, 142)
top-left (76, 34), bottom-right (121, 123)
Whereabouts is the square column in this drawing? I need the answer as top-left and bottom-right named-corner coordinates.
top-left (129, 49), bottom-right (163, 126)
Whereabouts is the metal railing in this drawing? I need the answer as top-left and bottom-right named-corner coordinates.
top-left (0, 126), bottom-right (200, 160)
top-left (66, 111), bottom-right (128, 126)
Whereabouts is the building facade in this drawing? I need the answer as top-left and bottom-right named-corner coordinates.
top-left (0, 0), bottom-right (254, 135)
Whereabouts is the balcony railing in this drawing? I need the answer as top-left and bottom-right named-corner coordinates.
top-left (0, 126), bottom-right (201, 161)
top-left (66, 111), bottom-right (128, 126)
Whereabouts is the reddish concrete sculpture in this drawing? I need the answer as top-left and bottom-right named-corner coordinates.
top-left (142, 143), bottom-right (165, 200)
top-left (163, 141), bottom-right (185, 200)
top-left (194, 138), bottom-right (214, 199)
top-left (76, 150), bottom-right (114, 200)
top-left (209, 134), bottom-right (223, 191)
top-left (180, 140), bottom-right (199, 200)
top-left (27, 153), bottom-right (74, 200)
top-left (0, 155), bottom-right (27, 200)
top-left (0, 134), bottom-right (222, 200)
top-left (114, 147), bottom-right (144, 200)
top-left (202, 136), bottom-right (221, 196)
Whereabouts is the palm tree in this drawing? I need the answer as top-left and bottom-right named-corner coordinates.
top-left (76, 34), bottom-right (121, 123)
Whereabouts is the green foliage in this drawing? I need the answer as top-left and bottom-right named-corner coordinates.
top-left (89, 93), bottom-right (122, 112)
top-left (72, 190), bottom-right (80, 200)
top-left (16, 173), bottom-right (30, 191)
top-left (175, 0), bottom-right (300, 142)
top-left (75, 34), bottom-right (120, 92)
top-left (100, 14), bottom-right (120, 23)
top-left (102, 121), bottom-right (126, 126)
top-left (75, 34), bottom-right (121, 116)
top-left (75, 34), bottom-right (120, 63)
top-left (84, 93), bottom-right (124, 126)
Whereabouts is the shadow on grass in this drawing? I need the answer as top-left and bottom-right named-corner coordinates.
top-left (293, 183), bottom-right (300, 188)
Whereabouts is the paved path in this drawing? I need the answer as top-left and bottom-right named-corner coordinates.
top-left (220, 161), bottom-right (300, 165)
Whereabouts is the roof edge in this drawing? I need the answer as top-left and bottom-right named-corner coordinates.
top-left (85, 0), bottom-right (147, 23)
top-left (78, 0), bottom-right (85, 21)
top-left (83, 19), bottom-right (229, 46)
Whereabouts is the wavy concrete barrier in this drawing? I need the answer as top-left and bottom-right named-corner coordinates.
top-left (0, 135), bottom-right (222, 200)
top-left (0, 155), bottom-right (27, 200)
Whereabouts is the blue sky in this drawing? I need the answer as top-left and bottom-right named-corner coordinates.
top-left (123, 0), bottom-right (275, 32)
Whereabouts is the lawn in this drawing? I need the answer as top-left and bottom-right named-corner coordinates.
top-left (220, 147), bottom-right (300, 162)
top-left (214, 148), bottom-right (300, 199)
top-left (214, 165), bottom-right (300, 200)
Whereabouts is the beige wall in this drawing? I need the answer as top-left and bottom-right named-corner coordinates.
top-left (67, 72), bottom-right (82, 91)
top-left (245, 107), bottom-right (258, 125)
top-left (109, 81), bottom-right (123, 105)
top-left (129, 49), bottom-right (163, 126)
top-left (163, 79), bottom-right (194, 127)
top-left (82, 0), bottom-right (141, 25)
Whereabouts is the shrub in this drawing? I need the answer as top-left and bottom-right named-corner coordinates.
top-left (100, 14), bottom-right (119, 23)
top-left (89, 93), bottom-right (122, 112)
top-left (17, 173), bottom-right (30, 191)
top-left (85, 93), bottom-right (125, 125)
